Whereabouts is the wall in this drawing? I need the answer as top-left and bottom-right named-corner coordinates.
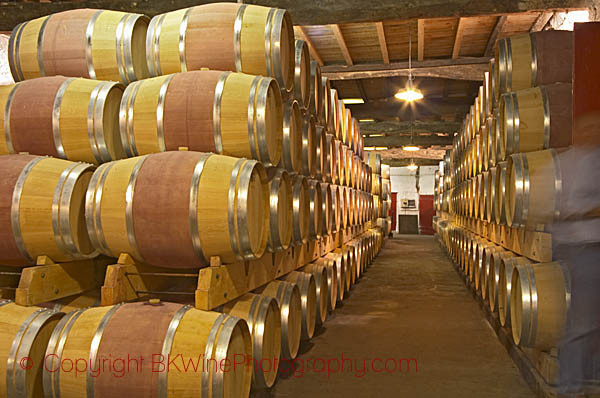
top-left (389, 165), bottom-right (438, 232)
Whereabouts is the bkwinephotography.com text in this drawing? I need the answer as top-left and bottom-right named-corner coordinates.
top-left (21, 353), bottom-right (418, 379)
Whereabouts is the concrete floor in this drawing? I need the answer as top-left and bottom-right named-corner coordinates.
top-left (268, 235), bottom-right (534, 398)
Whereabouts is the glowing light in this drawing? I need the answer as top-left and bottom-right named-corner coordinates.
top-left (342, 98), bottom-right (364, 105)
top-left (364, 146), bottom-right (388, 151)
top-left (407, 164), bottom-right (418, 171)
top-left (395, 88), bottom-right (424, 102)
top-left (369, 134), bottom-right (385, 137)
top-left (359, 118), bottom-right (375, 122)
top-left (364, 147), bottom-right (375, 151)
top-left (402, 145), bottom-right (420, 152)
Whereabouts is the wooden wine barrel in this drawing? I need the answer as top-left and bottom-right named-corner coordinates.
top-left (307, 179), bottom-right (323, 239)
top-left (498, 256), bottom-right (532, 327)
top-left (381, 164), bottom-right (390, 180)
top-left (479, 172), bottom-right (487, 221)
top-left (341, 186), bottom-right (350, 228)
top-left (330, 184), bottom-right (341, 233)
top-left (322, 77), bottom-right (332, 127)
top-left (308, 61), bottom-right (324, 120)
top-left (480, 124), bottom-right (489, 172)
top-left (494, 161), bottom-right (508, 225)
top-left (488, 252), bottom-right (517, 313)
top-left (301, 112), bottom-right (317, 178)
top-left (488, 58), bottom-right (497, 114)
top-left (335, 140), bottom-right (345, 186)
top-left (146, 4), bottom-right (294, 92)
top-left (329, 89), bottom-right (341, 138)
top-left (291, 175), bottom-right (310, 245)
top-left (40, 291), bottom-right (100, 313)
top-left (85, 151), bottom-right (269, 267)
top-left (9, 9), bottom-right (149, 84)
top-left (312, 257), bottom-right (338, 312)
top-left (119, 71), bottom-right (283, 167)
top-left (511, 262), bottom-right (569, 349)
top-left (334, 248), bottom-right (351, 292)
top-left (486, 115), bottom-right (497, 168)
top-left (485, 250), bottom-right (515, 300)
top-left (298, 263), bottom-right (328, 326)
top-left (0, 77), bottom-right (125, 164)
top-left (342, 108), bottom-right (353, 148)
top-left (495, 31), bottom-right (573, 94)
top-left (505, 149), bottom-right (561, 229)
top-left (222, 293), bottom-right (281, 389)
top-left (0, 155), bottom-right (97, 266)
top-left (486, 166), bottom-right (497, 223)
top-left (0, 301), bottom-right (64, 398)
top-left (325, 252), bottom-right (346, 302)
top-left (325, 134), bottom-right (338, 184)
top-left (267, 169), bottom-right (293, 252)
top-left (280, 100), bottom-right (303, 173)
top-left (366, 152), bottom-right (382, 175)
top-left (258, 280), bottom-right (301, 360)
top-left (346, 188), bottom-right (355, 227)
top-left (281, 271), bottom-right (316, 341)
top-left (320, 183), bottom-right (333, 235)
top-left (501, 83), bottom-right (572, 156)
top-left (293, 40), bottom-right (310, 108)
top-left (343, 146), bottom-right (352, 188)
top-left (315, 126), bottom-right (327, 181)
top-left (44, 301), bottom-right (252, 398)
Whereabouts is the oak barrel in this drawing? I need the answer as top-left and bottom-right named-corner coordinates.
top-left (267, 169), bottom-right (293, 252)
top-left (495, 31), bottom-right (573, 94)
top-left (320, 182), bottom-right (333, 235)
top-left (291, 175), bottom-right (310, 245)
top-left (0, 155), bottom-right (96, 266)
top-left (119, 71), bottom-right (283, 167)
top-left (498, 256), bottom-right (532, 327)
top-left (301, 112), bottom-right (317, 178)
top-left (293, 40), bottom-right (310, 108)
top-left (85, 151), bottom-right (269, 267)
top-left (325, 252), bottom-right (346, 302)
top-left (500, 83), bottom-right (572, 155)
top-left (308, 61), bottom-right (323, 121)
top-left (299, 263), bottom-right (329, 326)
top-left (282, 271), bottom-right (317, 341)
top-left (280, 100), bottom-right (303, 173)
top-left (44, 301), bottom-right (252, 398)
top-left (307, 179), bottom-right (323, 239)
top-left (494, 161), bottom-right (508, 225)
top-left (222, 293), bottom-right (281, 389)
top-left (258, 280), bottom-right (302, 359)
top-left (505, 149), bottom-right (562, 229)
top-left (9, 9), bottom-right (149, 84)
top-left (329, 89), bottom-right (341, 139)
top-left (0, 301), bottom-right (63, 398)
top-left (311, 257), bottom-right (337, 312)
top-left (511, 262), bottom-right (569, 349)
top-left (146, 3), bottom-right (294, 91)
top-left (0, 77), bottom-right (125, 164)
top-left (321, 77), bottom-right (332, 127)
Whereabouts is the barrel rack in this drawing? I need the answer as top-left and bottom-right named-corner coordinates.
top-left (101, 225), bottom-right (364, 310)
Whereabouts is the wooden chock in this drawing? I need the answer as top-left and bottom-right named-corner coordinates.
top-left (117, 253), bottom-right (136, 265)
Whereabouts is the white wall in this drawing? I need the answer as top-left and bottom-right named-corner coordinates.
top-left (389, 165), bottom-right (438, 232)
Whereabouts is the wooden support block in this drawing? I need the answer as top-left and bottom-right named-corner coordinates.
top-left (16, 257), bottom-right (110, 306)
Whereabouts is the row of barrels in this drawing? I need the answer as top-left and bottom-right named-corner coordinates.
top-left (448, 30), bottom-right (573, 190)
top-left (0, 229), bottom-right (385, 398)
top-left (435, 222), bottom-right (569, 352)
top-left (445, 148), bottom-right (562, 230)
top-left (0, 152), bottom-right (386, 267)
top-left (0, 73), bottom-right (368, 187)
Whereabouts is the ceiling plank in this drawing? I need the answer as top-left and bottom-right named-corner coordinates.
top-left (530, 11), bottom-right (555, 31)
top-left (365, 134), bottom-right (453, 147)
top-left (348, 97), bottom-right (472, 120)
top-left (0, 1), bottom-right (591, 30)
top-left (295, 26), bottom-right (324, 66)
top-left (330, 24), bottom-right (353, 66)
top-left (360, 120), bottom-right (461, 135)
top-left (452, 17), bottom-right (466, 59)
top-left (417, 19), bottom-right (425, 61)
top-left (384, 158), bottom-right (442, 167)
top-left (484, 15), bottom-right (508, 57)
top-left (375, 22), bottom-right (390, 64)
top-left (323, 57), bottom-right (489, 81)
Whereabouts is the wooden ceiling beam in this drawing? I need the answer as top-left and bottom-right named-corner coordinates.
top-left (384, 158), bottom-right (442, 167)
top-left (323, 57), bottom-right (489, 81)
top-left (365, 134), bottom-right (453, 147)
top-left (417, 19), bottom-right (425, 61)
top-left (452, 17), bottom-right (466, 59)
top-left (530, 11), bottom-right (555, 31)
top-left (375, 22), bottom-right (390, 64)
top-left (295, 26), bottom-right (324, 66)
top-left (330, 24), bottom-right (353, 66)
top-left (360, 120), bottom-right (462, 136)
top-left (348, 98), bottom-right (472, 120)
top-left (0, 1), bottom-right (592, 30)
top-left (484, 15), bottom-right (508, 57)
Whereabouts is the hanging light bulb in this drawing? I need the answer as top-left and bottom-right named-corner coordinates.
top-left (407, 162), bottom-right (418, 171)
top-left (395, 27), bottom-right (423, 102)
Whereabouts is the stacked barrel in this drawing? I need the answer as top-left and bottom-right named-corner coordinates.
top-left (435, 30), bottom-right (574, 356)
top-left (0, 4), bottom-right (384, 397)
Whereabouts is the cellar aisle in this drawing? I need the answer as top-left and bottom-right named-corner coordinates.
top-left (268, 235), bottom-right (533, 398)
